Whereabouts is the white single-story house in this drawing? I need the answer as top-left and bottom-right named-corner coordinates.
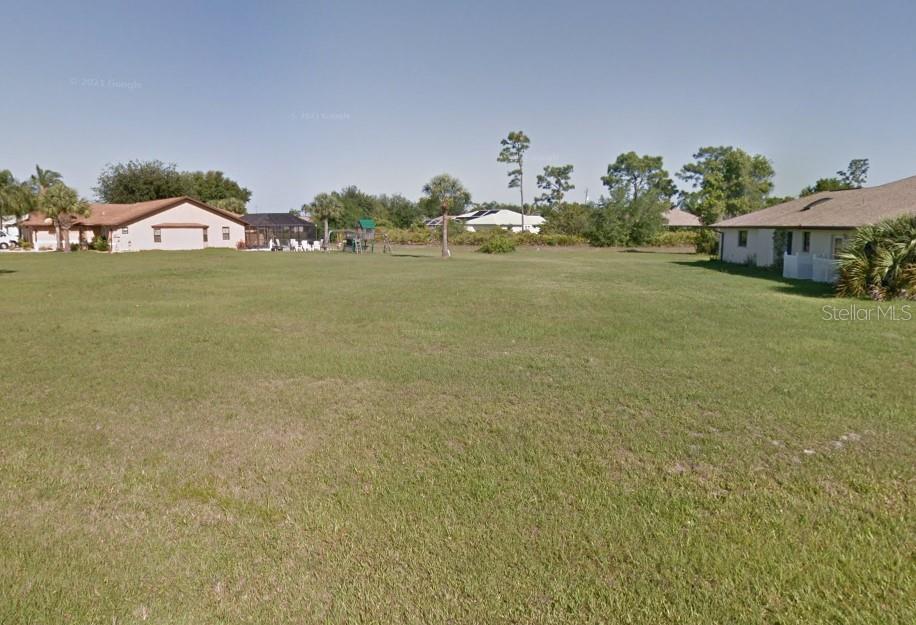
top-left (21, 196), bottom-right (247, 252)
top-left (715, 175), bottom-right (916, 282)
top-left (455, 208), bottom-right (545, 233)
top-left (663, 207), bottom-right (701, 228)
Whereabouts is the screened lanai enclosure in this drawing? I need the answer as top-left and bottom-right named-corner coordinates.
top-left (242, 213), bottom-right (317, 250)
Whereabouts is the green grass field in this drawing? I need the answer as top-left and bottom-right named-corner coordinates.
top-left (1, 247), bottom-right (913, 624)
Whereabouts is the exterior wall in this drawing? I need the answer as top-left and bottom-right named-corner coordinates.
top-left (720, 228), bottom-right (775, 267)
top-left (110, 202), bottom-right (245, 252)
top-left (782, 229), bottom-right (852, 283)
top-left (29, 226), bottom-right (95, 250)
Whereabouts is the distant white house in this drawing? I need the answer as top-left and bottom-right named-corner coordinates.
top-left (21, 196), bottom-right (247, 252)
top-left (715, 175), bottom-right (916, 282)
top-left (455, 209), bottom-right (545, 233)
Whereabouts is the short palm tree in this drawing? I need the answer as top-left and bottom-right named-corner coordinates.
top-left (422, 174), bottom-right (470, 258)
top-left (837, 215), bottom-right (916, 300)
top-left (310, 193), bottom-right (344, 250)
top-left (0, 171), bottom-right (36, 236)
top-left (39, 182), bottom-right (91, 251)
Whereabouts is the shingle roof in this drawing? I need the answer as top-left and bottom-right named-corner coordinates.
top-left (664, 207), bottom-right (702, 227)
top-left (21, 197), bottom-right (247, 227)
top-left (714, 176), bottom-right (916, 229)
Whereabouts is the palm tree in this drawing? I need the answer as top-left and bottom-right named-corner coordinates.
top-left (310, 193), bottom-right (344, 251)
top-left (39, 182), bottom-right (91, 251)
top-left (0, 171), bottom-right (36, 237)
top-left (837, 215), bottom-right (916, 300)
top-left (422, 174), bottom-right (470, 258)
top-left (29, 165), bottom-right (62, 196)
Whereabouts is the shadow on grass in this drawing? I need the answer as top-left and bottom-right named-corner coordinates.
top-left (0, 269), bottom-right (16, 275)
top-left (673, 259), bottom-right (837, 298)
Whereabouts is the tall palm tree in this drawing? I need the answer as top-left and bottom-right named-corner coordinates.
top-left (422, 174), bottom-right (470, 258)
top-left (310, 193), bottom-right (344, 251)
top-left (30, 165), bottom-right (62, 196)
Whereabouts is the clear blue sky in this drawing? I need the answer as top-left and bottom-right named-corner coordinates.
top-left (2, 0), bottom-right (915, 211)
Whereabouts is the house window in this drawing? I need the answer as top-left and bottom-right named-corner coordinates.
top-left (222, 226), bottom-right (230, 241)
top-left (802, 231), bottom-right (811, 253)
top-left (737, 230), bottom-right (748, 247)
top-left (203, 229), bottom-right (208, 243)
top-left (153, 228), bottom-right (161, 243)
top-left (121, 227), bottom-right (129, 234)
top-left (786, 232), bottom-right (794, 256)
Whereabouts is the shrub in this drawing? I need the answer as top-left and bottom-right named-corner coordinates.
top-left (90, 236), bottom-right (109, 252)
top-left (695, 228), bottom-right (719, 255)
top-left (69, 243), bottom-right (81, 252)
top-left (478, 236), bottom-right (516, 254)
top-left (649, 230), bottom-right (699, 247)
top-left (19, 241), bottom-right (33, 250)
top-left (837, 215), bottom-right (916, 300)
top-left (378, 227), bottom-right (433, 245)
top-left (236, 240), bottom-right (247, 250)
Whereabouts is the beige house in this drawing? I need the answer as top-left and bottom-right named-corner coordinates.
top-left (715, 176), bottom-right (916, 282)
top-left (22, 197), bottom-right (247, 252)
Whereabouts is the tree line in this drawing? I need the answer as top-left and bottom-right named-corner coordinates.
top-left (2, 143), bottom-right (868, 255)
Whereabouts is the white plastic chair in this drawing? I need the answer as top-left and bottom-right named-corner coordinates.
top-left (313, 241), bottom-right (322, 251)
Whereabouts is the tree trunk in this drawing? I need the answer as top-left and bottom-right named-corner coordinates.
top-left (323, 218), bottom-right (329, 251)
top-left (519, 157), bottom-right (525, 232)
top-left (441, 208), bottom-right (450, 258)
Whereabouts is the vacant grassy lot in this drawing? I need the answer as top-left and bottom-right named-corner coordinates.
top-left (1, 248), bottom-right (913, 624)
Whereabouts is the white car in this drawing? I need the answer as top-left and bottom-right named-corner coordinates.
top-left (0, 231), bottom-right (19, 249)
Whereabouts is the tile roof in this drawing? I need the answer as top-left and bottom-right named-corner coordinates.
top-left (714, 176), bottom-right (916, 229)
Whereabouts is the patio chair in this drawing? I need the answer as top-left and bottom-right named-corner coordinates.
top-left (288, 240), bottom-right (300, 252)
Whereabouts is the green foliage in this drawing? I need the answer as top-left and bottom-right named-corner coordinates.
top-left (800, 159), bottom-right (869, 196)
top-left (649, 230), bottom-right (698, 247)
top-left (602, 152), bottom-right (676, 202)
top-left (94, 160), bottom-right (251, 209)
top-left (90, 236), bottom-right (109, 252)
top-left (694, 228), bottom-right (719, 255)
top-left (180, 170), bottom-right (252, 208)
top-left (18, 240), bottom-right (33, 250)
top-left (588, 187), bottom-right (668, 247)
top-left (839, 158), bottom-right (869, 188)
top-left (94, 160), bottom-right (185, 203)
top-left (535, 164), bottom-right (575, 210)
top-left (422, 174), bottom-right (471, 216)
top-left (496, 131), bottom-right (531, 193)
top-left (540, 202), bottom-right (594, 237)
top-left (38, 183), bottom-right (91, 251)
top-left (766, 195), bottom-right (796, 207)
top-left (0, 170), bottom-right (37, 220)
top-left (69, 242), bottom-right (81, 252)
top-left (677, 146), bottom-right (775, 224)
top-left (29, 165), bottom-right (62, 195)
top-left (837, 215), bottom-right (916, 300)
top-left (207, 197), bottom-right (247, 214)
top-left (477, 234), bottom-right (516, 254)
top-left (800, 177), bottom-right (852, 197)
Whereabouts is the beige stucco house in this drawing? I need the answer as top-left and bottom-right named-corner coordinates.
top-left (715, 176), bottom-right (916, 282)
top-left (22, 197), bottom-right (247, 252)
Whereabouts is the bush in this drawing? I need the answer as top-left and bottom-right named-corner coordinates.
top-left (236, 240), bottom-right (247, 250)
top-left (378, 227), bottom-right (433, 245)
top-left (19, 241), bottom-right (33, 250)
top-left (90, 236), bottom-right (109, 252)
top-left (695, 228), bottom-right (719, 255)
top-left (478, 236), bottom-right (516, 254)
top-left (837, 215), bottom-right (916, 300)
top-left (69, 243), bottom-right (81, 252)
top-left (649, 230), bottom-right (699, 247)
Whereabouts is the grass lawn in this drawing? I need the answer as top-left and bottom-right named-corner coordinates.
top-left (1, 247), bottom-right (913, 624)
